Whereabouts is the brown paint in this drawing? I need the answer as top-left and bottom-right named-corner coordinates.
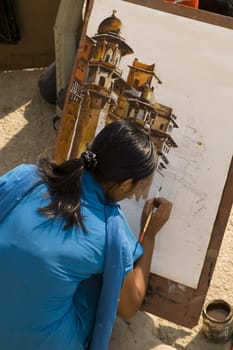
top-left (207, 308), bottom-right (229, 322)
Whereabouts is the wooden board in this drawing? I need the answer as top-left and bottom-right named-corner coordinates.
top-left (54, 0), bottom-right (233, 327)
top-left (122, 0), bottom-right (233, 327)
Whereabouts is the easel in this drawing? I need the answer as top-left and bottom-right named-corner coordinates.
top-left (53, 0), bottom-right (233, 327)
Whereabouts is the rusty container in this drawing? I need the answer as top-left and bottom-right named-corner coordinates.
top-left (202, 299), bottom-right (233, 343)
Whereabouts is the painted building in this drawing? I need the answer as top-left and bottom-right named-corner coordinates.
top-left (109, 58), bottom-right (178, 176)
top-left (69, 10), bottom-right (134, 157)
top-left (67, 11), bottom-right (178, 179)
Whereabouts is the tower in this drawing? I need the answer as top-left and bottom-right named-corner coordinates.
top-left (70, 11), bottom-right (134, 157)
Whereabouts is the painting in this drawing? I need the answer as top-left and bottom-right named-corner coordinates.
top-left (55, 0), bottom-right (233, 293)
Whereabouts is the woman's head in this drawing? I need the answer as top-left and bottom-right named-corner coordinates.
top-left (90, 120), bottom-right (156, 183)
top-left (38, 121), bottom-right (157, 227)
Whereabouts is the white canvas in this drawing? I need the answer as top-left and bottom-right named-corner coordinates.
top-left (86, 0), bottom-right (233, 288)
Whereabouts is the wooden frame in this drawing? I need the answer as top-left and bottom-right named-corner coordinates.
top-left (122, 0), bottom-right (233, 327)
top-left (54, 0), bottom-right (233, 327)
top-left (124, 0), bottom-right (233, 30)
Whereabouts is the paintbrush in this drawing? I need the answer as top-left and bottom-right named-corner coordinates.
top-left (139, 208), bottom-right (154, 243)
top-left (139, 188), bottom-right (161, 243)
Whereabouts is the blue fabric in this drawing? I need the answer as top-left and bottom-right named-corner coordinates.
top-left (89, 205), bottom-right (127, 350)
top-left (0, 164), bottom-right (144, 350)
top-left (0, 164), bottom-right (41, 221)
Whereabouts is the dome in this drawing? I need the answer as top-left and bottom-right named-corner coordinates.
top-left (98, 10), bottom-right (122, 35)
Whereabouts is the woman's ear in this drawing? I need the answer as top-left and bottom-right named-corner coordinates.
top-left (105, 178), bottom-right (135, 202)
top-left (118, 178), bottom-right (134, 194)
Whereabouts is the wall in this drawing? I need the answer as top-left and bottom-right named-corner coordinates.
top-left (0, 0), bottom-right (60, 70)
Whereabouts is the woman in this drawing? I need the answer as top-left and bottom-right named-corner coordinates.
top-left (0, 121), bottom-right (172, 350)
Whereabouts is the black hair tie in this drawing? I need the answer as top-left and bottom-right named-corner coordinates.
top-left (81, 150), bottom-right (98, 171)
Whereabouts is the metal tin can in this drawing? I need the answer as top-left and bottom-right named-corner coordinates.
top-left (202, 299), bottom-right (233, 343)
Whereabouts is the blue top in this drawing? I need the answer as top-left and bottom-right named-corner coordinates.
top-left (0, 165), bottom-right (143, 350)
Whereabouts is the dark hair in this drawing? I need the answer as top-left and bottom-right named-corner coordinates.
top-left (91, 121), bottom-right (155, 182)
top-left (38, 121), bottom-right (156, 228)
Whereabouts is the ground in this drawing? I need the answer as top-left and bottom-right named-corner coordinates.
top-left (0, 68), bottom-right (232, 349)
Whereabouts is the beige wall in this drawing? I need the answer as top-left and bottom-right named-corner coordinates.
top-left (0, 0), bottom-right (60, 70)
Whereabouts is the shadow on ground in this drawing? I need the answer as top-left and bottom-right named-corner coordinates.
top-left (182, 330), bottom-right (231, 350)
top-left (0, 69), bottom-right (56, 174)
top-left (109, 312), bottom-right (163, 350)
top-left (110, 311), bottom-right (231, 350)
top-left (109, 312), bottom-right (192, 350)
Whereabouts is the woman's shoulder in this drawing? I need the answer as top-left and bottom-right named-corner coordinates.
top-left (0, 163), bottom-right (38, 182)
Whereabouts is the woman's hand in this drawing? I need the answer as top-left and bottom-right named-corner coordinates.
top-left (140, 198), bottom-right (172, 239)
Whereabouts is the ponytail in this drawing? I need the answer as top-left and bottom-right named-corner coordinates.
top-left (38, 151), bottom-right (97, 229)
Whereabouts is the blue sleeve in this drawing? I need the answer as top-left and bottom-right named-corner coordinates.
top-left (0, 164), bottom-right (39, 222)
top-left (117, 207), bottom-right (144, 276)
top-left (0, 165), bottom-right (21, 187)
top-left (0, 164), bottom-right (36, 187)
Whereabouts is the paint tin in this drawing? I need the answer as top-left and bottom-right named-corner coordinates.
top-left (202, 299), bottom-right (233, 343)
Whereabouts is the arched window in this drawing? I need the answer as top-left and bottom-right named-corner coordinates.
top-left (159, 123), bottom-right (164, 130)
top-left (114, 50), bottom-right (121, 66)
top-left (99, 76), bottom-right (105, 86)
top-left (137, 109), bottom-right (144, 120)
top-left (167, 124), bottom-right (173, 133)
top-left (158, 163), bottom-right (163, 171)
top-left (134, 79), bottom-right (140, 88)
top-left (104, 48), bottom-right (113, 63)
top-left (129, 108), bottom-right (135, 118)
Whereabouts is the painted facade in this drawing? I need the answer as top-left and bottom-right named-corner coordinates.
top-left (68, 11), bottom-right (178, 177)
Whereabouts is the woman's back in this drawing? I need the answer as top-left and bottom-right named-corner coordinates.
top-left (0, 169), bottom-right (107, 350)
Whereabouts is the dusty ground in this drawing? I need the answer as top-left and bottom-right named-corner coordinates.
top-left (0, 68), bottom-right (232, 349)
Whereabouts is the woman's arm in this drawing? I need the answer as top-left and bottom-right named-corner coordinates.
top-left (117, 198), bottom-right (172, 319)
